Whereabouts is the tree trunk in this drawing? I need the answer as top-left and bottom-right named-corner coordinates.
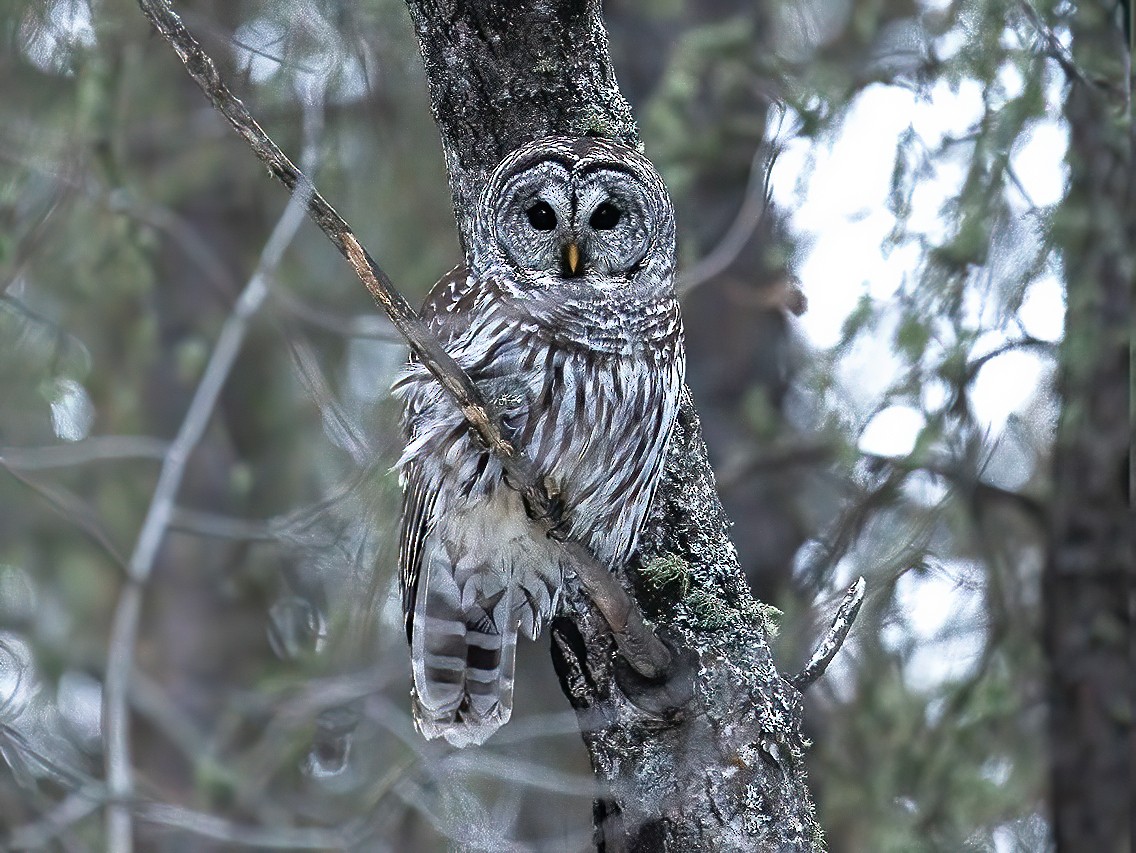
top-left (405, 2), bottom-right (822, 849)
top-left (1045, 3), bottom-right (1133, 850)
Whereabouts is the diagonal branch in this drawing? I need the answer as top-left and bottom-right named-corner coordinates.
top-left (134, 0), bottom-right (672, 681)
top-left (789, 576), bottom-right (866, 690)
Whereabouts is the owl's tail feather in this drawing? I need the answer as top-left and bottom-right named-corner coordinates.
top-left (410, 552), bottom-right (518, 748)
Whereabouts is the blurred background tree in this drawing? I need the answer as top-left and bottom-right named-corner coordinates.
top-left (0, 0), bottom-right (1126, 850)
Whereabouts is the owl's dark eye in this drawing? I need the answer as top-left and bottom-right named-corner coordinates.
top-left (525, 201), bottom-right (558, 231)
top-left (589, 202), bottom-right (621, 230)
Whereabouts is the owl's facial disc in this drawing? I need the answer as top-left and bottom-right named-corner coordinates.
top-left (573, 168), bottom-right (652, 278)
top-left (495, 161), bottom-right (574, 279)
top-left (493, 157), bottom-right (661, 290)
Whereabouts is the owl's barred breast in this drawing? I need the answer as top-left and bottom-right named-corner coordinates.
top-left (396, 136), bottom-right (683, 745)
top-left (395, 272), bottom-right (683, 570)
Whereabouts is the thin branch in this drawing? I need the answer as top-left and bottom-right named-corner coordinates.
top-left (281, 331), bottom-right (373, 465)
top-left (167, 506), bottom-right (276, 541)
top-left (676, 145), bottom-right (774, 296)
top-left (0, 723), bottom-right (100, 791)
top-left (443, 752), bottom-right (597, 797)
top-left (0, 147), bottom-right (238, 302)
top-left (1015, 0), bottom-right (1091, 87)
top-left (963, 334), bottom-right (1056, 382)
top-left (0, 436), bottom-right (169, 470)
top-left (861, 450), bottom-right (1048, 524)
top-left (135, 0), bottom-right (673, 681)
top-left (271, 288), bottom-right (402, 342)
top-left (135, 804), bottom-right (347, 851)
top-left (789, 576), bottom-right (866, 690)
top-left (720, 439), bottom-right (1047, 525)
top-left (127, 669), bottom-right (211, 767)
top-left (0, 461), bottom-right (128, 570)
top-left (6, 790), bottom-right (104, 851)
top-left (101, 90), bottom-right (325, 853)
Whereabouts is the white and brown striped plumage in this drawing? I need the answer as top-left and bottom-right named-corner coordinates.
top-left (394, 137), bottom-right (684, 747)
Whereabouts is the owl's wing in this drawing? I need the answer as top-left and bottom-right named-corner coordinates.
top-left (398, 463), bottom-right (437, 641)
top-left (416, 264), bottom-right (480, 346)
top-left (398, 265), bottom-right (479, 641)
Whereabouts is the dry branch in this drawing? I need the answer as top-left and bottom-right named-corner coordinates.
top-left (133, 0), bottom-right (670, 683)
top-left (790, 576), bottom-right (866, 690)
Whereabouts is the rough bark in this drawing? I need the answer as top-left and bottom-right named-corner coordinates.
top-left (405, 2), bottom-right (822, 849)
top-left (1044, 3), bottom-right (1133, 850)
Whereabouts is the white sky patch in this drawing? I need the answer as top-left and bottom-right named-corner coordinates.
top-left (907, 154), bottom-right (968, 242)
top-left (1010, 119), bottom-right (1069, 208)
top-left (886, 562), bottom-right (986, 691)
top-left (920, 376), bottom-right (952, 414)
top-left (794, 85), bottom-right (914, 225)
top-left (859, 405), bottom-right (925, 457)
top-left (970, 347), bottom-right (1046, 434)
top-left (793, 220), bottom-right (898, 348)
top-left (931, 25), bottom-right (967, 60)
top-left (1018, 269), bottom-right (1065, 341)
top-left (911, 76), bottom-right (986, 148)
top-left (773, 81), bottom-right (990, 351)
top-left (996, 61), bottom-right (1026, 103)
top-left (233, 17), bottom-right (288, 84)
top-left (833, 314), bottom-right (905, 418)
top-left (769, 55), bottom-right (1067, 456)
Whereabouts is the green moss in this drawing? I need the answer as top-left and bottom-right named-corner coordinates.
top-left (640, 553), bottom-right (691, 597)
top-left (682, 584), bottom-right (781, 636)
top-left (685, 588), bottom-right (733, 629)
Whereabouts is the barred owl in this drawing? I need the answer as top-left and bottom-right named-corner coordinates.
top-left (393, 136), bottom-right (684, 747)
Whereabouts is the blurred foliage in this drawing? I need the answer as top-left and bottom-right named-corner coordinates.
top-left (0, 0), bottom-right (1096, 850)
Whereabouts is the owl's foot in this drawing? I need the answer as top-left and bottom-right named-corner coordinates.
top-left (509, 472), bottom-right (569, 536)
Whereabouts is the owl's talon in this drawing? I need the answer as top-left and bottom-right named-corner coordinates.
top-left (519, 488), bottom-right (566, 530)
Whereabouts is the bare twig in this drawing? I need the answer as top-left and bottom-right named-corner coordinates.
top-left (6, 789), bottom-right (104, 851)
top-left (963, 335), bottom-right (1056, 381)
top-left (0, 436), bottom-right (169, 470)
top-left (134, 0), bottom-right (673, 681)
top-left (789, 576), bottom-right (866, 690)
top-left (677, 145), bottom-right (774, 296)
top-left (167, 507), bottom-right (276, 541)
top-left (271, 288), bottom-right (402, 342)
top-left (443, 752), bottom-right (597, 797)
top-left (1015, 0), bottom-right (1091, 87)
top-left (282, 332), bottom-right (373, 465)
top-left (719, 439), bottom-right (1047, 525)
top-left (0, 148), bottom-right (238, 302)
top-left (101, 88), bottom-right (325, 853)
top-left (136, 804), bottom-right (347, 850)
top-left (861, 450), bottom-right (1047, 524)
top-left (0, 462), bottom-right (128, 570)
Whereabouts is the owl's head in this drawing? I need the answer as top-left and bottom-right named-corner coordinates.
top-left (473, 137), bottom-right (676, 300)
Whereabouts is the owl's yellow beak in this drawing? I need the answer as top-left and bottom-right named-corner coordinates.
top-left (563, 242), bottom-right (582, 277)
